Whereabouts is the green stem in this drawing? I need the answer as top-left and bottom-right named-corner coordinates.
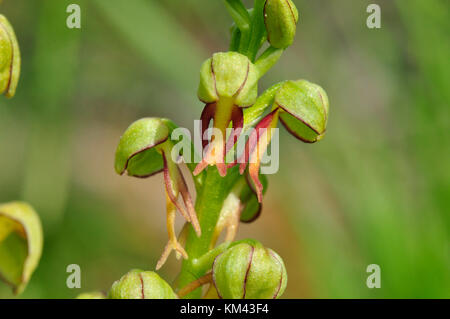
top-left (176, 166), bottom-right (240, 298)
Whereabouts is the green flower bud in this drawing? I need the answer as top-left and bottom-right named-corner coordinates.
top-left (0, 15), bottom-right (20, 98)
top-left (264, 0), bottom-right (299, 49)
top-left (108, 269), bottom-right (178, 299)
top-left (212, 240), bottom-right (287, 299)
top-left (76, 291), bottom-right (106, 299)
top-left (275, 80), bottom-right (329, 143)
top-left (198, 52), bottom-right (259, 107)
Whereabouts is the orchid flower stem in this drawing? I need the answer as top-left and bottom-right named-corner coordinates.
top-left (176, 166), bottom-right (240, 298)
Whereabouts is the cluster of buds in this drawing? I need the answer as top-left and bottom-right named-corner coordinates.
top-left (0, 14), bottom-right (20, 98)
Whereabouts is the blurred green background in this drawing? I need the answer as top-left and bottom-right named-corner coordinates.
top-left (0, 0), bottom-right (449, 298)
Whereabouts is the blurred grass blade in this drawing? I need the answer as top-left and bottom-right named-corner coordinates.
top-left (22, 0), bottom-right (82, 228)
top-left (92, 0), bottom-right (205, 93)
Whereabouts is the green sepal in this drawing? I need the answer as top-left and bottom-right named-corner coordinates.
top-left (264, 0), bottom-right (299, 49)
top-left (275, 80), bottom-right (329, 143)
top-left (243, 81), bottom-right (285, 128)
top-left (0, 202), bottom-right (43, 295)
top-left (108, 269), bottom-right (178, 299)
top-left (198, 52), bottom-right (259, 107)
top-left (114, 118), bottom-right (169, 177)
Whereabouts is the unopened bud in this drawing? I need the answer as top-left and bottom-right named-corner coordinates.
top-left (0, 15), bottom-right (20, 98)
top-left (264, 0), bottom-right (299, 49)
top-left (108, 269), bottom-right (178, 299)
top-left (212, 240), bottom-right (287, 299)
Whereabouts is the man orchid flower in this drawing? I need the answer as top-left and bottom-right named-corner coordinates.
top-left (193, 52), bottom-right (259, 177)
top-left (115, 118), bottom-right (201, 268)
top-left (237, 80), bottom-right (329, 202)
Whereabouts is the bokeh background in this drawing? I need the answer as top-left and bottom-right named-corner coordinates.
top-left (0, 0), bottom-right (448, 298)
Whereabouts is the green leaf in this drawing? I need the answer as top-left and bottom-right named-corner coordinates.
top-left (0, 202), bottom-right (43, 295)
top-left (245, 0), bottom-right (268, 61)
top-left (109, 269), bottom-right (178, 299)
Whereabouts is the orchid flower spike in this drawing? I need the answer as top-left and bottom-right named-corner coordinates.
top-left (115, 118), bottom-right (201, 268)
top-left (239, 79), bottom-right (329, 202)
top-left (194, 52), bottom-right (260, 177)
